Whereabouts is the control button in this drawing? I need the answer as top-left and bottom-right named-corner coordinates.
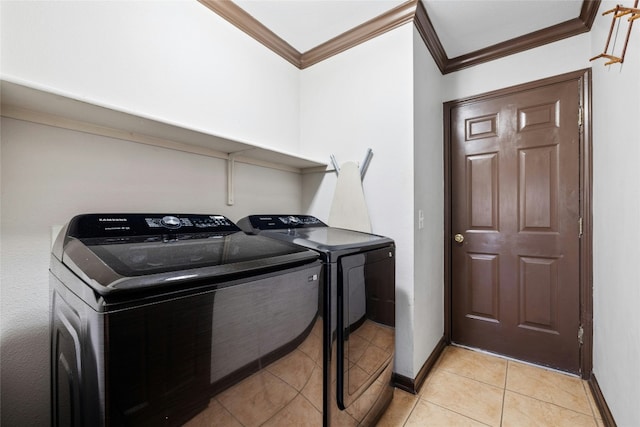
top-left (288, 216), bottom-right (301, 225)
top-left (161, 216), bottom-right (181, 228)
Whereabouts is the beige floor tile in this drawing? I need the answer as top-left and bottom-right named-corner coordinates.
top-left (405, 399), bottom-right (489, 427)
top-left (502, 391), bottom-right (597, 427)
top-left (217, 371), bottom-right (297, 427)
top-left (301, 365), bottom-right (324, 411)
top-left (331, 405), bottom-right (359, 427)
top-left (262, 394), bottom-right (322, 427)
top-left (420, 369), bottom-right (503, 426)
top-left (354, 320), bottom-right (379, 342)
top-left (358, 345), bottom-right (392, 375)
top-left (436, 346), bottom-right (507, 388)
top-left (298, 329), bottom-right (323, 364)
top-left (345, 379), bottom-right (384, 422)
top-left (347, 364), bottom-right (370, 395)
top-left (506, 361), bottom-right (592, 415)
top-left (375, 389), bottom-right (419, 427)
top-left (267, 349), bottom-right (316, 391)
top-left (348, 334), bottom-right (369, 363)
top-left (371, 325), bottom-right (395, 352)
top-left (311, 317), bottom-right (323, 337)
top-left (183, 399), bottom-right (242, 427)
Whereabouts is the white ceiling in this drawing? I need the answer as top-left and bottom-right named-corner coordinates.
top-left (233, 0), bottom-right (585, 57)
top-left (423, 0), bottom-right (583, 58)
top-left (234, 0), bottom-right (406, 52)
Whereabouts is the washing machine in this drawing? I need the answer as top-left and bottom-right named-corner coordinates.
top-left (237, 214), bottom-right (396, 426)
top-left (49, 213), bottom-right (323, 426)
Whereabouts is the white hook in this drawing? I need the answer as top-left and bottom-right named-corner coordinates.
top-left (330, 154), bottom-right (340, 175)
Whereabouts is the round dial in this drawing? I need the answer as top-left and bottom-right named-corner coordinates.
top-left (161, 215), bottom-right (181, 228)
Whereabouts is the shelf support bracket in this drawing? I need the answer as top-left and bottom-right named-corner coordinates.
top-left (227, 153), bottom-right (239, 206)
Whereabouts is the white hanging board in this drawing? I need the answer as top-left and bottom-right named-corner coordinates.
top-left (328, 161), bottom-right (372, 233)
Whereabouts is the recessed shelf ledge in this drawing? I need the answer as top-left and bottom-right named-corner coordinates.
top-left (0, 79), bottom-right (328, 174)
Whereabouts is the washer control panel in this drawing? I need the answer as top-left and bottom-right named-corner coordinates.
top-left (67, 214), bottom-right (240, 238)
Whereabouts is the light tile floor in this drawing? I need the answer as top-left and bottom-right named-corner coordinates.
top-left (185, 318), bottom-right (394, 427)
top-left (377, 346), bottom-right (604, 427)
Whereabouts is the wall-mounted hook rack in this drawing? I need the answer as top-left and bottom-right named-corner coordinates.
top-left (329, 149), bottom-right (374, 181)
top-left (330, 154), bottom-right (341, 175)
top-left (590, 1), bottom-right (639, 66)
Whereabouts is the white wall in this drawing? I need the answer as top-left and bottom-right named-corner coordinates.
top-left (412, 27), bottom-right (445, 376)
top-left (441, 33), bottom-right (591, 101)
top-left (590, 2), bottom-right (640, 425)
top-left (0, 0), bottom-right (301, 152)
top-left (299, 24), bottom-right (416, 377)
top-left (0, 118), bottom-right (302, 426)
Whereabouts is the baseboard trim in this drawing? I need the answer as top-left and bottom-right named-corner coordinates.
top-left (588, 374), bottom-right (617, 427)
top-left (392, 336), bottom-right (447, 394)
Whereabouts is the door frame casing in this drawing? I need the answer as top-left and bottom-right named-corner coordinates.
top-left (442, 68), bottom-right (593, 378)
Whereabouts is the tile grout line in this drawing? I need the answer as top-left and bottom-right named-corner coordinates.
top-left (452, 344), bottom-right (582, 379)
top-left (400, 394), bottom-right (420, 427)
top-left (503, 360), bottom-right (595, 417)
top-left (214, 396), bottom-right (246, 427)
top-left (417, 397), bottom-right (494, 427)
top-left (506, 388), bottom-right (598, 418)
top-left (417, 363), bottom-right (501, 427)
top-left (499, 360), bottom-right (510, 426)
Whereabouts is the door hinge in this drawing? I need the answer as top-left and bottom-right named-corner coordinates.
top-left (578, 106), bottom-right (583, 128)
top-left (578, 325), bottom-right (584, 346)
top-left (578, 217), bottom-right (583, 238)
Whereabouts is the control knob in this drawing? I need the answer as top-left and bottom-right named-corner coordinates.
top-left (161, 215), bottom-right (181, 228)
top-left (287, 216), bottom-right (301, 226)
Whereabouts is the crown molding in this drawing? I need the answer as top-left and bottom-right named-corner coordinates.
top-left (201, 0), bottom-right (600, 74)
top-left (199, 0), bottom-right (417, 70)
top-left (300, 0), bottom-right (418, 69)
top-left (413, 0), bottom-right (447, 74)
top-left (414, 0), bottom-right (601, 74)
top-left (579, 0), bottom-right (601, 29)
top-left (198, 0), bottom-right (301, 67)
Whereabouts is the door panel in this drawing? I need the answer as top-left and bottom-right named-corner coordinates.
top-left (451, 79), bottom-right (581, 373)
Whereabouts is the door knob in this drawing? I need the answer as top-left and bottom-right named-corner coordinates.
top-left (454, 233), bottom-right (464, 243)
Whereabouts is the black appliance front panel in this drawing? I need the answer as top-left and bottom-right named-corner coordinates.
top-left (336, 246), bottom-right (395, 410)
top-left (50, 252), bottom-right (323, 427)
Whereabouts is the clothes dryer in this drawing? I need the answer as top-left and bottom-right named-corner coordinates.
top-left (238, 214), bottom-right (396, 426)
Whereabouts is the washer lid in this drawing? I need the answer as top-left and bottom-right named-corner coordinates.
top-left (59, 214), bottom-right (319, 295)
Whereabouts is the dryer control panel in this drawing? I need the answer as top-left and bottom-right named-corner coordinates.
top-left (238, 215), bottom-right (327, 233)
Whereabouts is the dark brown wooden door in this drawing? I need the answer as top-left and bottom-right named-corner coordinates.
top-left (450, 78), bottom-right (581, 373)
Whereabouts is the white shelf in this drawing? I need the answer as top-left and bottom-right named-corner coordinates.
top-left (0, 79), bottom-right (328, 173)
